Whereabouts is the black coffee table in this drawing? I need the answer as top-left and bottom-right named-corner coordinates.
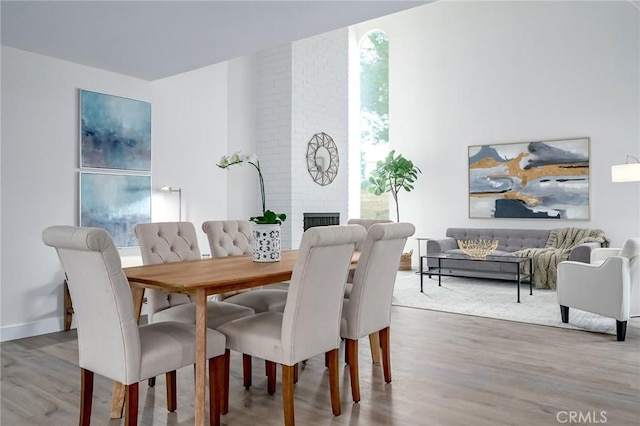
top-left (420, 253), bottom-right (533, 303)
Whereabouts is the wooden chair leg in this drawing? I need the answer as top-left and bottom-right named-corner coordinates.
top-left (63, 280), bottom-right (74, 332)
top-left (346, 339), bottom-right (360, 402)
top-left (80, 368), bottom-right (93, 426)
top-left (222, 349), bottom-right (230, 415)
top-left (124, 382), bottom-right (139, 426)
top-left (148, 377), bottom-right (156, 387)
top-left (379, 327), bottom-right (392, 383)
top-left (165, 371), bottom-right (177, 412)
top-left (209, 356), bottom-right (224, 426)
top-left (243, 354), bottom-right (252, 389)
top-left (293, 363), bottom-right (299, 384)
top-left (282, 364), bottom-right (295, 426)
top-left (326, 349), bottom-right (341, 416)
top-left (266, 361), bottom-right (277, 395)
top-left (369, 332), bottom-right (381, 364)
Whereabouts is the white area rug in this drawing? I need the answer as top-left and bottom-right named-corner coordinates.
top-left (392, 270), bottom-right (638, 336)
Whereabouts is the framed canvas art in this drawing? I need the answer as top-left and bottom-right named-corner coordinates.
top-left (80, 172), bottom-right (151, 247)
top-left (468, 137), bottom-right (590, 219)
top-left (80, 89), bottom-right (151, 171)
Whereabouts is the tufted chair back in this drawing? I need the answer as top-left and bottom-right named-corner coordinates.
top-left (202, 220), bottom-right (253, 257)
top-left (42, 226), bottom-right (142, 384)
top-left (347, 219), bottom-right (393, 251)
top-left (202, 220), bottom-right (256, 300)
top-left (280, 224), bottom-right (366, 364)
top-left (134, 222), bottom-right (201, 321)
top-left (343, 222), bottom-right (416, 339)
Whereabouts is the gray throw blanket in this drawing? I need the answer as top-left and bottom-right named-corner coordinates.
top-left (513, 228), bottom-right (610, 289)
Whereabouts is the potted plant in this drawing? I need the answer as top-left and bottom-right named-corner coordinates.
top-left (217, 152), bottom-right (286, 262)
top-left (368, 150), bottom-right (421, 269)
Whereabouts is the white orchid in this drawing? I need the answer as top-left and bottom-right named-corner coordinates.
top-left (216, 152), bottom-right (286, 225)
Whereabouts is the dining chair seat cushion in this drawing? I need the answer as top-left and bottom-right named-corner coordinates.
top-left (223, 289), bottom-right (288, 313)
top-left (151, 301), bottom-right (255, 329)
top-left (217, 312), bottom-right (287, 363)
top-left (139, 321), bottom-right (226, 382)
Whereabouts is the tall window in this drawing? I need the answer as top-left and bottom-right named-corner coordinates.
top-left (359, 30), bottom-right (389, 219)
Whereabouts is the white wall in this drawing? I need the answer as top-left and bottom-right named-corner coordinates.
top-left (150, 62), bottom-right (230, 255)
top-left (355, 1), bottom-right (640, 250)
top-left (1, 47), bottom-right (153, 340)
top-left (0, 47), bottom-right (233, 340)
top-left (227, 55), bottom-right (261, 221)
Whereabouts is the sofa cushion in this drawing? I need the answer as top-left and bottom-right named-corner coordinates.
top-left (446, 228), bottom-right (550, 253)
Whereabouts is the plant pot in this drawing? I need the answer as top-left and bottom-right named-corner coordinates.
top-left (252, 223), bottom-right (281, 262)
top-left (399, 249), bottom-right (413, 270)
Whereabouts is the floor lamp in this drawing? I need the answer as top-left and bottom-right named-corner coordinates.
top-left (611, 155), bottom-right (640, 183)
top-left (161, 185), bottom-right (182, 221)
top-left (611, 155), bottom-right (640, 237)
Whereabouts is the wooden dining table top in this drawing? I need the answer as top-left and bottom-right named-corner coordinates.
top-left (115, 248), bottom-right (359, 424)
top-left (124, 249), bottom-right (300, 295)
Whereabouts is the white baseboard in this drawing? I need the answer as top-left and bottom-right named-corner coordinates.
top-left (0, 316), bottom-right (71, 342)
top-left (1, 309), bottom-right (149, 342)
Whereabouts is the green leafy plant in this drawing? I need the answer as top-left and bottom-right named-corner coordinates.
top-left (368, 150), bottom-right (421, 222)
top-left (217, 152), bottom-right (287, 225)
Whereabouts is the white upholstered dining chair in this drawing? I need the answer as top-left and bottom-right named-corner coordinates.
top-left (202, 220), bottom-right (289, 313)
top-left (344, 218), bottom-right (397, 364)
top-left (42, 226), bottom-right (227, 426)
top-left (341, 222), bottom-right (415, 402)
top-left (134, 222), bottom-right (255, 325)
top-left (134, 222), bottom-right (255, 395)
top-left (217, 224), bottom-right (367, 426)
top-left (345, 218), bottom-right (393, 295)
top-left (557, 237), bottom-right (640, 341)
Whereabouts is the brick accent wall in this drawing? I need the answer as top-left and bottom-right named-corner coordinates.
top-left (257, 28), bottom-right (349, 248)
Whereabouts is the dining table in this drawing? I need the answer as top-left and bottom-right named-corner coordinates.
top-left (110, 249), bottom-right (358, 425)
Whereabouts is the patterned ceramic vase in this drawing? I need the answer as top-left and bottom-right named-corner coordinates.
top-left (252, 224), bottom-right (281, 262)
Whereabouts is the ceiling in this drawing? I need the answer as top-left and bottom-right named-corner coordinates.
top-left (1, 1), bottom-right (429, 81)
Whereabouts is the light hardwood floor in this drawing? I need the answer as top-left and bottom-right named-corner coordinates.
top-left (2, 306), bottom-right (639, 426)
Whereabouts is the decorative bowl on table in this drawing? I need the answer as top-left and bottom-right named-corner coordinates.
top-left (457, 239), bottom-right (499, 259)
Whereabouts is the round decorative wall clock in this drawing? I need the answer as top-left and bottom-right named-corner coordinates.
top-left (306, 132), bottom-right (339, 186)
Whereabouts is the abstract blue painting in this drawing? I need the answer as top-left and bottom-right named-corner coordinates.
top-left (80, 90), bottom-right (151, 171)
top-left (468, 137), bottom-right (590, 219)
top-left (80, 173), bottom-right (151, 247)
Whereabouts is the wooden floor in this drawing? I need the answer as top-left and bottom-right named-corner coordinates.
top-left (2, 306), bottom-right (639, 426)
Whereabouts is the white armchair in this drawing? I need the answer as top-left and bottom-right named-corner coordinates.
top-left (557, 238), bottom-right (640, 341)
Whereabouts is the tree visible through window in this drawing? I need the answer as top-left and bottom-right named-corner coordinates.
top-left (359, 30), bottom-right (389, 219)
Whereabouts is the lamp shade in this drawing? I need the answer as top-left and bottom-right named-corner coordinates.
top-left (611, 163), bottom-right (640, 182)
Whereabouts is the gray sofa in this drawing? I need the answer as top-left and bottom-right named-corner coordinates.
top-left (425, 228), bottom-right (600, 280)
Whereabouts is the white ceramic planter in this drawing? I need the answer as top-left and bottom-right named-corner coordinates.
top-left (252, 223), bottom-right (281, 262)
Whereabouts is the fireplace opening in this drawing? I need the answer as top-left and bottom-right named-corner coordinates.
top-left (303, 212), bottom-right (340, 231)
